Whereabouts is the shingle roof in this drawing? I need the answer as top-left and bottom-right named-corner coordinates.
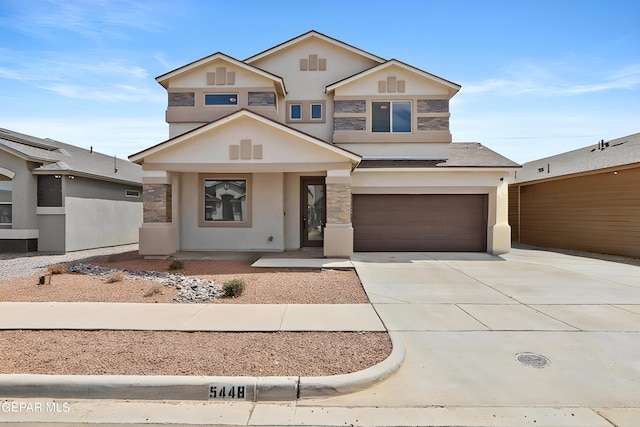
top-left (439, 143), bottom-right (521, 168)
top-left (356, 143), bottom-right (520, 169)
top-left (0, 128), bottom-right (141, 185)
top-left (513, 133), bottom-right (640, 183)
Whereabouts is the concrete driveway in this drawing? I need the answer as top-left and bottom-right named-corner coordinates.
top-left (309, 247), bottom-right (640, 422)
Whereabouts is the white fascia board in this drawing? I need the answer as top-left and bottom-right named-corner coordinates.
top-left (156, 53), bottom-right (286, 95)
top-left (326, 60), bottom-right (461, 94)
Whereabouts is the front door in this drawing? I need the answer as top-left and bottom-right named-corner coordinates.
top-left (301, 177), bottom-right (326, 247)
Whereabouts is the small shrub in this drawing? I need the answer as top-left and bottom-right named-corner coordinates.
top-left (144, 285), bottom-right (163, 297)
top-left (48, 264), bottom-right (67, 275)
top-left (168, 260), bottom-right (184, 270)
top-left (222, 278), bottom-right (245, 298)
top-left (106, 255), bottom-right (117, 263)
top-left (105, 271), bottom-right (125, 283)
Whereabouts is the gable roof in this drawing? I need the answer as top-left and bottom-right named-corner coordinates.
top-left (128, 109), bottom-right (361, 164)
top-left (326, 59), bottom-right (461, 96)
top-left (0, 128), bottom-right (141, 185)
top-left (155, 52), bottom-right (287, 95)
top-left (244, 30), bottom-right (386, 65)
top-left (513, 133), bottom-right (640, 183)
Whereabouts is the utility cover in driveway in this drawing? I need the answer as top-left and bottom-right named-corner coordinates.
top-left (353, 194), bottom-right (488, 252)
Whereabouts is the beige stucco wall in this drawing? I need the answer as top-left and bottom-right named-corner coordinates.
top-left (167, 59), bottom-right (276, 89)
top-left (144, 115), bottom-right (354, 168)
top-left (65, 197), bottom-right (142, 252)
top-left (333, 66), bottom-right (451, 97)
top-left (248, 37), bottom-right (381, 142)
top-left (179, 172), bottom-right (285, 251)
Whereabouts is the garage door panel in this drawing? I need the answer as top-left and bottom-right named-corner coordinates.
top-left (353, 194), bottom-right (487, 252)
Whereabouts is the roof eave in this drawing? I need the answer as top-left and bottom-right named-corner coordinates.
top-left (244, 30), bottom-right (386, 64)
top-left (326, 59), bottom-right (461, 94)
top-left (129, 109), bottom-right (361, 164)
top-left (155, 53), bottom-right (288, 95)
top-left (31, 169), bottom-right (141, 186)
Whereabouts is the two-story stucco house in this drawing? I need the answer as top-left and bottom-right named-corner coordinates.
top-left (130, 31), bottom-right (519, 257)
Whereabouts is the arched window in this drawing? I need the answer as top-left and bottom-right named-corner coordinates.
top-left (0, 175), bottom-right (11, 227)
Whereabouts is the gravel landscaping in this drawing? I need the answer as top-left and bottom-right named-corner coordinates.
top-left (0, 248), bottom-right (391, 376)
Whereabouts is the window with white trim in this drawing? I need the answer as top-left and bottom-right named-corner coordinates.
top-left (0, 177), bottom-right (12, 227)
top-left (290, 104), bottom-right (302, 120)
top-left (311, 103), bottom-right (323, 120)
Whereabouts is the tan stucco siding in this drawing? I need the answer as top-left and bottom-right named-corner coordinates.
top-left (179, 172), bottom-right (285, 251)
top-left (145, 116), bottom-right (353, 167)
top-left (334, 67), bottom-right (452, 97)
top-left (167, 62), bottom-right (276, 89)
top-left (166, 87), bottom-right (278, 124)
top-left (249, 37), bottom-right (380, 142)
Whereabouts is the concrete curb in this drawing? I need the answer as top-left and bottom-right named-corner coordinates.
top-left (298, 332), bottom-right (405, 398)
top-left (0, 333), bottom-right (405, 402)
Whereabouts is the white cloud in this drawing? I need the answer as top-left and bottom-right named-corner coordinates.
top-left (460, 61), bottom-right (640, 98)
top-left (2, 0), bottom-right (169, 41)
top-left (0, 50), bottom-right (161, 103)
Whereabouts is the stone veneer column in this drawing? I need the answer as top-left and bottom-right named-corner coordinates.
top-left (139, 171), bottom-right (177, 256)
top-left (323, 170), bottom-right (353, 258)
top-left (143, 184), bottom-right (172, 223)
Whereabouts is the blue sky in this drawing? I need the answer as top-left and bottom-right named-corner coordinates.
top-left (0, 0), bottom-right (638, 164)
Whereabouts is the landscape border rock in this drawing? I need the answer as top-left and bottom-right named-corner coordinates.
top-left (66, 263), bottom-right (222, 304)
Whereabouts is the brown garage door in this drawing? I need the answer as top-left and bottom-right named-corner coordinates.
top-left (353, 194), bottom-right (488, 251)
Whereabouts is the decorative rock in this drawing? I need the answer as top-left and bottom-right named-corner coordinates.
top-left (66, 263), bottom-right (222, 303)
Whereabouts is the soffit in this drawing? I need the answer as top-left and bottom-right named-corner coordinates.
top-left (244, 30), bottom-right (386, 65)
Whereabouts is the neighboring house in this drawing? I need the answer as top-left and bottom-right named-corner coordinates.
top-left (130, 31), bottom-right (519, 257)
top-left (509, 133), bottom-right (640, 258)
top-left (0, 128), bottom-right (143, 253)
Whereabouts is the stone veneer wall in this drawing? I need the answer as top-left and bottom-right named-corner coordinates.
top-left (248, 91), bottom-right (276, 107)
top-left (334, 118), bottom-right (366, 131)
top-left (326, 183), bottom-right (351, 224)
top-left (417, 99), bottom-right (448, 113)
top-left (417, 117), bottom-right (449, 131)
top-left (168, 92), bottom-right (195, 107)
top-left (334, 100), bottom-right (366, 113)
top-left (143, 184), bottom-right (172, 223)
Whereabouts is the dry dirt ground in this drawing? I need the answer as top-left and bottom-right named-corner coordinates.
top-left (0, 251), bottom-right (391, 376)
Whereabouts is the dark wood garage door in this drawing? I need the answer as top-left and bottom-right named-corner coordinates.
top-left (353, 194), bottom-right (488, 251)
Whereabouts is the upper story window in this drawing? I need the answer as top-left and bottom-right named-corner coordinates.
top-left (372, 101), bottom-right (412, 133)
top-left (286, 100), bottom-right (326, 124)
top-left (311, 103), bottom-right (323, 120)
top-left (0, 177), bottom-right (12, 227)
top-left (290, 104), bottom-right (302, 120)
top-left (205, 94), bottom-right (238, 106)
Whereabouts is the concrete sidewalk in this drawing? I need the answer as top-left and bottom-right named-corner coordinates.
top-left (0, 302), bottom-right (384, 332)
